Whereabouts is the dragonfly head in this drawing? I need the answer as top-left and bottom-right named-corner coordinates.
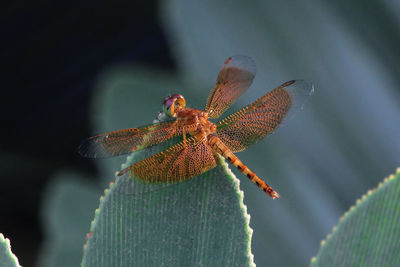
top-left (163, 94), bottom-right (186, 118)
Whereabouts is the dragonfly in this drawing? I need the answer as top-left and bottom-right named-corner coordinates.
top-left (79, 55), bottom-right (313, 199)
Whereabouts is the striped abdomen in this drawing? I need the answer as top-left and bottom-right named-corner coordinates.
top-left (208, 135), bottom-right (280, 199)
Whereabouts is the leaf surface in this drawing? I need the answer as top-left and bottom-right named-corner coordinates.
top-left (83, 155), bottom-right (254, 266)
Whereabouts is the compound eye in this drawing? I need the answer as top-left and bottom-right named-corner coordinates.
top-left (162, 95), bottom-right (176, 117)
top-left (162, 94), bottom-right (185, 117)
top-left (173, 95), bottom-right (186, 109)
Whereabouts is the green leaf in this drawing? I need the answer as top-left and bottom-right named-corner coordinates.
top-left (82, 153), bottom-right (254, 266)
top-left (311, 168), bottom-right (400, 266)
top-left (0, 233), bottom-right (21, 267)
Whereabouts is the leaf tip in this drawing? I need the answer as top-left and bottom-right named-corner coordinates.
top-left (0, 233), bottom-right (21, 267)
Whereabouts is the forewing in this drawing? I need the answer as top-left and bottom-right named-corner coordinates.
top-left (129, 137), bottom-right (218, 183)
top-left (205, 55), bottom-right (256, 119)
top-left (216, 80), bottom-right (314, 152)
top-left (78, 121), bottom-right (181, 158)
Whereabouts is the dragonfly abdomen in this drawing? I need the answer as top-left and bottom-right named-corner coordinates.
top-left (208, 135), bottom-right (280, 199)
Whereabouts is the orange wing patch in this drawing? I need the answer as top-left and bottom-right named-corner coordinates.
top-left (129, 137), bottom-right (219, 183)
top-left (205, 55), bottom-right (256, 119)
top-left (216, 80), bottom-right (313, 152)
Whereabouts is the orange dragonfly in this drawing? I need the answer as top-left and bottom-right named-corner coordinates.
top-left (79, 55), bottom-right (313, 199)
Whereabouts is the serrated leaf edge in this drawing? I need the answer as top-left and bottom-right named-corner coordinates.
top-left (217, 155), bottom-right (255, 267)
top-left (310, 167), bottom-right (400, 264)
top-left (0, 233), bottom-right (21, 267)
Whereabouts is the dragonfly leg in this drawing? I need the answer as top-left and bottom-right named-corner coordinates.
top-left (183, 127), bottom-right (187, 143)
top-left (117, 166), bottom-right (130, 176)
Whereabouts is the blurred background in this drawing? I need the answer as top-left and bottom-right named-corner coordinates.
top-left (1, 0), bottom-right (400, 266)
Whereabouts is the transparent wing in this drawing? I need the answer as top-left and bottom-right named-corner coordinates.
top-left (205, 55), bottom-right (256, 119)
top-left (126, 137), bottom-right (218, 183)
top-left (78, 120), bottom-right (182, 158)
top-left (216, 80), bottom-right (314, 152)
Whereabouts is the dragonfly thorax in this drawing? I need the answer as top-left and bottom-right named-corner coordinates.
top-left (176, 108), bottom-right (217, 140)
top-left (161, 94), bottom-right (217, 139)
